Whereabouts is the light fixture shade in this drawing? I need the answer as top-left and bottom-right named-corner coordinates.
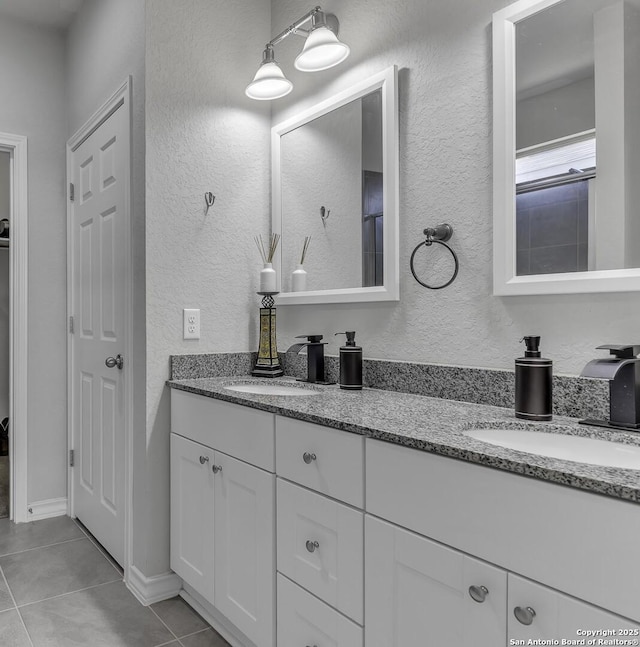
top-left (245, 61), bottom-right (293, 100)
top-left (294, 26), bottom-right (350, 72)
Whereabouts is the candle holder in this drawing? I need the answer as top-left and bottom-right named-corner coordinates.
top-left (252, 292), bottom-right (284, 377)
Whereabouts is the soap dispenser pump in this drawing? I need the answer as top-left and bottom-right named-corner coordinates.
top-left (515, 336), bottom-right (552, 421)
top-left (335, 331), bottom-right (363, 390)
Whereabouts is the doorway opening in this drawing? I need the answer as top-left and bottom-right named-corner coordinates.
top-left (0, 132), bottom-right (29, 524)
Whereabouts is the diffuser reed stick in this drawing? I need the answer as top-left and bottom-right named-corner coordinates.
top-left (254, 233), bottom-right (280, 263)
top-left (299, 236), bottom-right (311, 265)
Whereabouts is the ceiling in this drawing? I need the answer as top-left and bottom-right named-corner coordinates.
top-left (0, 0), bottom-right (84, 29)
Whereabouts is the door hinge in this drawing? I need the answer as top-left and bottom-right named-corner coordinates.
top-left (69, 449), bottom-right (74, 467)
top-left (69, 316), bottom-right (74, 334)
top-left (69, 182), bottom-right (75, 202)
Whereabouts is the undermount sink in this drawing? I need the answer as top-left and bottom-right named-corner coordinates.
top-left (463, 427), bottom-right (640, 469)
top-left (223, 382), bottom-right (321, 396)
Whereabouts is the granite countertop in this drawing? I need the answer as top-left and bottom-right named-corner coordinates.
top-left (167, 376), bottom-right (640, 503)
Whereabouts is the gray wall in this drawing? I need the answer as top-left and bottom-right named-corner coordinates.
top-left (269, 0), bottom-right (640, 376)
top-left (0, 15), bottom-right (67, 505)
top-left (145, 0), bottom-right (271, 576)
top-left (66, 0), bottom-right (148, 571)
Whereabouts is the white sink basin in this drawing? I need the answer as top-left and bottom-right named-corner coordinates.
top-left (223, 382), bottom-right (321, 396)
top-left (463, 427), bottom-right (640, 469)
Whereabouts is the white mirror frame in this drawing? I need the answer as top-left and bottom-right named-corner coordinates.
top-left (493, 0), bottom-right (640, 295)
top-left (272, 65), bottom-right (399, 305)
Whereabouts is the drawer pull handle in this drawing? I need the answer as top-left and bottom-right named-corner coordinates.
top-left (212, 465), bottom-right (223, 474)
top-left (199, 456), bottom-right (209, 465)
top-left (468, 585), bottom-right (488, 603)
top-left (303, 452), bottom-right (317, 464)
top-left (305, 540), bottom-right (319, 553)
top-left (514, 606), bottom-right (536, 625)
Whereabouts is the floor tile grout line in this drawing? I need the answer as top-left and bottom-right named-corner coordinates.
top-left (0, 560), bottom-right (35, 647)
top-left (148, 605), bottom-right (180, 642)
top-left (15, 575), bottom-right (123, 610)
top-left (178, 627), bottom-right (213, 640)
top-left (71, 517), bottom-right (124, 578)
top-left (0, 535), bottom-right (88, 560)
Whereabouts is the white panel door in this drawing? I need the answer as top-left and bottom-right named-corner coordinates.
top-left (508, 574), bottom-right (640, 641)
top-left (170, 433), bottom-right (215, 602)
top-left (214, 452), bottom-right (275, 647)
top-left (365, 516), bottom-right (506, 647)
top-left (70, 101), bottom-right (129, 566)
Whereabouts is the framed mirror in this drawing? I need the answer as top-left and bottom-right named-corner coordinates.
top-left (272, 66), bottom-right (399, 305)
top-left (493, 0), bottom-right (640, 295)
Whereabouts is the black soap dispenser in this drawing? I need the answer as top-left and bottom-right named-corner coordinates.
top-left (515, 336), bottom-right (552, 421)
top-left (335, 331), bottom-right (363, 390)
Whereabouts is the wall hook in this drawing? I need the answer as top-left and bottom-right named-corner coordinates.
top-left (320, 206), bottom-right (330, 225)
top-left (205, 192), bottom-right (216, 213)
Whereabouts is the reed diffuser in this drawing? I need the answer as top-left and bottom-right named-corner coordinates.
top-left (254, 233), bottom-right (280, 293)
top-left (292, 236), bottom-right (311, 292)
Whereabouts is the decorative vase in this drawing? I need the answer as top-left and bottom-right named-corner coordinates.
top-left (259, 263), bottom-right (277, 293)
top-left (291, 264), bottom-right (307, 292)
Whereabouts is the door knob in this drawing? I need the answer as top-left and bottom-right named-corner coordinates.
top-left (303, 452), bottom-right (316, 464)
top-left (105, 354), bottom-right (124, 370)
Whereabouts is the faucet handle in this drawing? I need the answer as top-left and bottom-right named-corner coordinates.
top-left (295, 334), bottom-right (324, 343)
top-left (596, 345), bottom-right (640, 359)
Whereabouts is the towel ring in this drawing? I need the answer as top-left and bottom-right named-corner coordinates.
top-left (410, 224), bottom-right (459, 290)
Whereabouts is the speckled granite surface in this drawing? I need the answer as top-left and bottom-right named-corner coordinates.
top-left (170, 352), bottom-right (609, 419)
top-left (167, 376), bottom-right (640, 503)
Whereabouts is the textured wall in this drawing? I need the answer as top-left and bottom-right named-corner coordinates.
top-left (0, 15), bottom-right (67, 504)
top-left (270, 0), bottom-right (640, 376)
top-left (145, 0), bottom-right (270, 575)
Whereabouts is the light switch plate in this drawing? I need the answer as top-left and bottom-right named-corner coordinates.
top-left (183, 308), bottom-right (200, 340)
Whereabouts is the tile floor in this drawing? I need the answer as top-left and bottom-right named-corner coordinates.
top-left (0, 516), bottom-right (230, 647)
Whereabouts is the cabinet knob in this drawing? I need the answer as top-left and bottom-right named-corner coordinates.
top-left (212, 464), bottom-right (222, 474)
top-left (305, 540), bottom-right (319, 553)
top-left (514, 606), bottom-right (536, 625)
top-left (199, 455), bottom-right (209, 465)
top-left (303, 452), bottom-right (317, 464)
top-left (468, 585), bottom-right (489, 603)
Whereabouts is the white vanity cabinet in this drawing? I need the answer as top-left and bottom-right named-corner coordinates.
top-left (170, 390), bottom-right (275, 647)
top-left (275, 415), bottom-right (365, 645)
top-left (365, 516), bottom-right (507, 646)
top-left (366, 438), bottom-right (640, 644)
top-left (507, 575), bottom-right (640, 641)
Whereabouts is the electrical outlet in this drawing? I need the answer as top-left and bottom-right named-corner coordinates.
top-left (183, 308), bottom-right (201, 340)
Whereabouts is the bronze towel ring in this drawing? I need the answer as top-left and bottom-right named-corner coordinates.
top-left (410, 224), bottom-right (459, 290)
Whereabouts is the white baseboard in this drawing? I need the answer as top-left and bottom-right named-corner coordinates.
top-left (126, 565), bottom-right (182, 606)
top-left (180, 584), bottom-right (255, 647)
top-left (26, 497), bottom-right (68, 521)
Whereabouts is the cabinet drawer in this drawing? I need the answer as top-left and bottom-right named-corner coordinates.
top-left (171, 389), bottom-right (274, 471)
top-left (277, 479), bottom-right (363, 624)
top-left (366, 438), bottom-right (640, 623)
top-left (277, 575), bottom-right (363, 647)
top-left (275, 416), bottom-right (364, 507)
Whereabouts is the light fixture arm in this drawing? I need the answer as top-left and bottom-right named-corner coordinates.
top-left (267, 6), bottom-right (340, 49)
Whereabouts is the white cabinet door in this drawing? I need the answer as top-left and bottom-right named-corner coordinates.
top-left (508, 574), bottom-right (640, 641)
top-left (214, 452), bottom-right (275, 647)
top-left (365, 516), bottom-right (506, 647)
top-left (170, 433), bottom-right (215, 602)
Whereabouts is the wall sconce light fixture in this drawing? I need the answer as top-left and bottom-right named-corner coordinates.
top-left (245, 6), bottom-right (350, 101)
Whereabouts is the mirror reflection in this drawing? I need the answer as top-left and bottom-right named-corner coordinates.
top-left (514, 0), bottom-right (640, 276)
top-left (279, 89), bottom-right (383, 292)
